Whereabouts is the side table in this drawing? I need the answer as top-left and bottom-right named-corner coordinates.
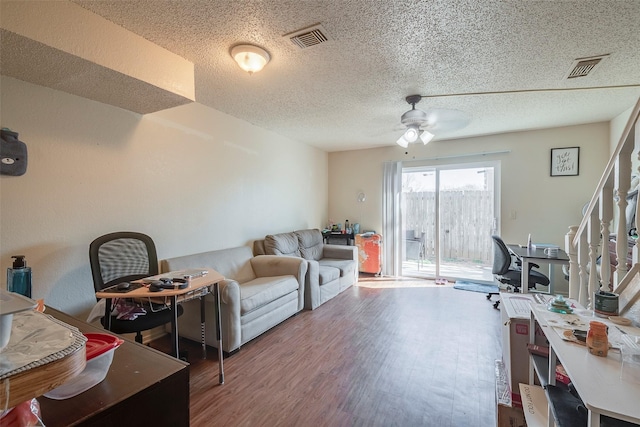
top-left (322, 231), bottom-right (355, 245)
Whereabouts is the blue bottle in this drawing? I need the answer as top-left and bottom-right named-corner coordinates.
top-left (7, 255), bottom-right (32, 298)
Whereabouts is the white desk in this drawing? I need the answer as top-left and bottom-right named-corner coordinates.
top-left (508, 244), bottom-right (570, 295)
top-left (530, 303), bottom-right (640, 426)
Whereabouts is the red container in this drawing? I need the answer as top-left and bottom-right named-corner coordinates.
top-left (45, 333), bottom-right (124, 399)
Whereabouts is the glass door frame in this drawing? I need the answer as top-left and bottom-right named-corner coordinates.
top-left (401, 160), bottom-right (501, 282)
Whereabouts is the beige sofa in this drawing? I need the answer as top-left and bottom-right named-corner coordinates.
top-left (254, 229), bottom-right (357, 310)
top-left (160, 246), bottom-right (307, 353)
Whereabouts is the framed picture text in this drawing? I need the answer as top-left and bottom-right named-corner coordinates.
top-left (550, 147), bottom-right (579, 176)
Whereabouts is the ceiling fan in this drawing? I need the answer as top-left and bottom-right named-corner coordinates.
top-left (395, 94), bottom-right (470, 148)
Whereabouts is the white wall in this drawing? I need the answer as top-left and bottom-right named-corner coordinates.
top-left (610, 103), bottom-right (637, 155)
top-left (328, 123), bottom-right (610, 249)
top-left (0, 76), bottom-right (328, 317)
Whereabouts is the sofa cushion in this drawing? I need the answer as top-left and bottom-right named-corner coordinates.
top-left (264, 232), bottom-right (301, 257)
top-left (295, 229), bottom-right (324, 261)
top-left (240, 275), bottom-right (299, 314)
top-left (318, 265), bottom-right (340, 286)
top-left (320, 259), bottom-right (356, 278)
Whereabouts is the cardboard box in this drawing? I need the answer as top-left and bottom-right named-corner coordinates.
top-left (495, 360), bottom-right (526, 427)
top-left (501, 293), bottom-right (547, 405)
top-left (519, 383), bottom-right (548, 427)
top-left (497, 404), bottom-right (526, 427)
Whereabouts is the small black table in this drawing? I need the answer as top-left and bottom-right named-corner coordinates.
top-left (507, 244), bottom-right (569, 295)
top-left (322, 231), bottom-right (355, 245)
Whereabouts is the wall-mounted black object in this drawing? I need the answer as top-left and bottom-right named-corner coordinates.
top-left (1, 128), bottom-right (28, 176)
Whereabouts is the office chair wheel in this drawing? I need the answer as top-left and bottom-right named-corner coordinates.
top-left (486, 294), bottom-right (492, 300)
top-left (493, 301), bottom-right (500, 309)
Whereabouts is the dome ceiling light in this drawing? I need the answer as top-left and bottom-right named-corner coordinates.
top-left (230, 44), bottom-right (271, 75)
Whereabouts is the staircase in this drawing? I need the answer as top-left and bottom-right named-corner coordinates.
top-left (565, 97), bottom-right (640, 309)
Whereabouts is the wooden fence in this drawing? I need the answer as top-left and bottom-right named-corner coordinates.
top-left (403, 190), bottom-right (494, 263)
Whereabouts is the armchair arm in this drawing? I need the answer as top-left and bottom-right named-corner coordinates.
top-left (219, 279), bottom-right (241, 353)
top-left (219, 278), bottom-right (240, 305)
top-left (251, 255), bottom-right (307, 312)
top-left (323, 244), bottom-right (357, 261)
top-left (305, 260), bottom-right (320, 310)
top-left (251, 255), bottom-right (308, 287)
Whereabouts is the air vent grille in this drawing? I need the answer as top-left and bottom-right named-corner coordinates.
top-left (284, 24), bottom-right (331, 50)
top-left (290, 29), bottom-right (327, 49)
top-left (566, 54), bottom-right (609, 79)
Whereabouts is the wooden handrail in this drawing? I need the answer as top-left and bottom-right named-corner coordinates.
top-left (573, 97), bottom-right (640, 247)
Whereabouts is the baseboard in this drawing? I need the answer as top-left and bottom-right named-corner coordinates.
top-left (144, 325), bottom-right (169, 344)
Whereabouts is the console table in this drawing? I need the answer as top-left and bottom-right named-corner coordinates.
top-left (39, 308), bottom-right (189, 427)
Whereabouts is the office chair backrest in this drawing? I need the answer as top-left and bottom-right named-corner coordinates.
top-left (89, 231), bottom-right (158, 293)
top-left (491, 235), bottom-right (512, 275)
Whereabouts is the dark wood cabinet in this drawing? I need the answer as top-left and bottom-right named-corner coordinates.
top-left (39, 309), bottom-right (189, 427)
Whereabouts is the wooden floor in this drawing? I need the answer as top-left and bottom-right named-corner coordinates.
top-left (151, 279), bottom-right (502, 427)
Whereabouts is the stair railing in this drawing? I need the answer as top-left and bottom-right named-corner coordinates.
top-left (566, 97), bottom-right (640, 308)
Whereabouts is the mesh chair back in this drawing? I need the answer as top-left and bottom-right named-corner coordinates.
top-left (89, 232), bottom-right (158, 292)
top-left (491, 235), bottom-right (512, 275)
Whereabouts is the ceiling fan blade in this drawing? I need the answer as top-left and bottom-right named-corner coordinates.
top-left (421, 109), bottom-right (470, 133)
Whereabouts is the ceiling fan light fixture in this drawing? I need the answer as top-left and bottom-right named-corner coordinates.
top-left (404, 126), bottom-right (419, 143)
top-left (396, 134), bottom-right (409, 148)
top-left (420, 130), bottom-right (434, 145)
top-left (231, 44), bottom-right (271, 74)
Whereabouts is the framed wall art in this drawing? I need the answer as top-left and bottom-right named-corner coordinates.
top-left (550, 147), bottom-right (579, 176)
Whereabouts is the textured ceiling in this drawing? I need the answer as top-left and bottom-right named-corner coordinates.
top-left (26, 1), bottom-right (640, 150)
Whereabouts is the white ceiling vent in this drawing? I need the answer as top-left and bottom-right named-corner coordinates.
top-left (565, 54), bottom-right (609, 79)
top-left (283, 24), bottom-right (331, 50)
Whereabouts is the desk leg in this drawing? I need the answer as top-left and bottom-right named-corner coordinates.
top-left (170, 296), bottom-right (179, 358)
top-left (200, 295), bottom-right (206, 359)
top-left (104, 298), bottom-right (112, 331)
top-left (521, 259), bottom-right (530, 293)
top-left (214, 282), bottom-right (224, 384)
top-left (529, 311), bottom-right (535, 385)
top-left (548, 348), bottom-right (557, 427)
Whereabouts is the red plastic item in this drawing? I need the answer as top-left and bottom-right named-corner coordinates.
top-left (84, 333), bottom-right (124, 360)
top-left (0, 398), bottom-right (41, 426)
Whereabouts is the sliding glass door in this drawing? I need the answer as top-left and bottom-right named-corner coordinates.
top-left (401, 162), bottom-right (499, 283)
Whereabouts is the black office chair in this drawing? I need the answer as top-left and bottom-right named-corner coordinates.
top-left (89, 231), bottom-right (183, 344)
top-left (405, 230), bottom-right (425, 262)
top-left (490, 235), bottom-right (550, 306)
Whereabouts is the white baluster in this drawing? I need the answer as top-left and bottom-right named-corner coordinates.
top-left (565, 226), bottom-right (579, 299)
top-left (615, 151), bottom-right (631, 285)
top-left (633, 126), bottom-right (639, 269)
top-left (578, 231), bottom-right (589, 307)
top-left (599, 186), bottom-right (613, 292)
top-left (588, 213), bottom-right (600, 308)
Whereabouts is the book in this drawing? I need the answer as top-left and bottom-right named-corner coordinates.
top-left (527, 343), bottom-right (550, 357)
